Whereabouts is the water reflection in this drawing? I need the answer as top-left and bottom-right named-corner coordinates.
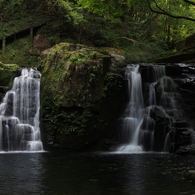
top-left (0, 153), bottom-right (45, 195)
top-left (0, 152), bottom-right (194, 195)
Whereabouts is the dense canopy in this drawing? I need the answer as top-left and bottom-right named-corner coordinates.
top-left (0, 0), bottom-right (195, 53)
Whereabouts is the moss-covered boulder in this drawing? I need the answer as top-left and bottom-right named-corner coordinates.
top-left (41, 43), bottom-right (111, 107)
top-left (40, 43), bottom-right (125, 151)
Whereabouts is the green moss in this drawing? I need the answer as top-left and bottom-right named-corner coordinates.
top-left (0, 62), bottom-right (19, 71)
top-left (40, 43), bottom-right (111, 107)
top-left (0, 37), bottom-right (38, 68)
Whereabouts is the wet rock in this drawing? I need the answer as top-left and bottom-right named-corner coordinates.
top-left (149, 106), bottom-right (171, 151)
top-left (176, 144), bottom-right (195, 155)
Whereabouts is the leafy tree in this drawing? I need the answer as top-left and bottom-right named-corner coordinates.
top-left (0, 0), bottom-right (194, 52)
top-left (76, 0), bottom-right (127, 22)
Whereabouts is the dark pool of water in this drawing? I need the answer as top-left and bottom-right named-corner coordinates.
top-left (0, 151), bottom-right (195, 195)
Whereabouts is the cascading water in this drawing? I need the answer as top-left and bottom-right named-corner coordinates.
top-left (117, 64), bottom-right (184, 153)
top-left (117, 65), bottom-right (144, 153)
top-left (0, 68), bottom-right (43, 152)
top-left (140, 65), bottom-right (169, 151)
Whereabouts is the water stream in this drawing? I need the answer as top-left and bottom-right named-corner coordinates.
top-left (117, 65), bottom-right (144, 153)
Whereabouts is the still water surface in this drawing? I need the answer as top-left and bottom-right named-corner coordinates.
top-left (0, 152), bottom-right (195, 195)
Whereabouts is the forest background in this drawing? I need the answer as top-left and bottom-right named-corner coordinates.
top-left (0, 0), bottom-right (195, 65)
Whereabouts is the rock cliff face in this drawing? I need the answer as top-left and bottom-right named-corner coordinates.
top-left (40, 43), bottom-right (126, 150)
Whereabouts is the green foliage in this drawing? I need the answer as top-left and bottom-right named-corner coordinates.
top-left (76, 0), bottom-right (129, 22)
top-left (46, 0), bottom-right (86, 25)
top-left (68, 52), bottom-right (86, 66)
top-left (0, 0), bottom-right (34, 21)
top-left (0, 62), bottom-right (19, 71)
top-left (0, 0), bottom-right (195, 67)
top-left (104, 73), bottom-right (122, 93)
top-left (44, 99), bottom-right (97, 146)
top-left (140, 0), bottom-right (195, 43)
top-left (75, 0), bottom-right (195, 48)
top-left (0, 37), bottom-right (37, 67)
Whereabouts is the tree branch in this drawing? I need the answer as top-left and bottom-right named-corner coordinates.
top-left (104, 37), bottom-right (138, 44)
top-left (112, 37), bottom-right (138, 43)
top-left (147, 0), bottom-right (195, 22)
top-left (183, 0), bottom-right (195, 6)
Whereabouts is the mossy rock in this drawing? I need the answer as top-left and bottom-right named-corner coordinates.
top-left (40, 43), bottom-right (113, 107)
top-left (0, 62), bottom-right (19, 71)
top-left (40, 43), bottom-right (125, 151)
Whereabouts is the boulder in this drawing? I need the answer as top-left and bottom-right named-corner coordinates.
top-left (40, 43), bottom-right (126, 150)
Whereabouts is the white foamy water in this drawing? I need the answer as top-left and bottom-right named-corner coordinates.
top-left (0, 68), bottom-right (43, 152)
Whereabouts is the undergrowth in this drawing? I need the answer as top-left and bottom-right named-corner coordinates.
top-left (0, 36), bottom-right (38, 67)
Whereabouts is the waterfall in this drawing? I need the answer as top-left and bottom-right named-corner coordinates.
top-left (117, 65), bottom-right (144, 153)
top-left (117, 64), bottom-right (183, 153)
top-left (149, 66), bottom-right (166, 105)
top-left (140, 65), bottom-right (168, 151)
top-left (0, 68), bottom-right (43, 152)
